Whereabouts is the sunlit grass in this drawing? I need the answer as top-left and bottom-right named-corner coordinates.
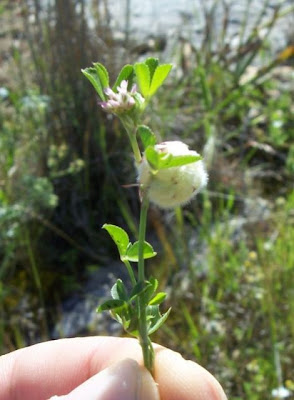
top-left (152, 191), bottom-right (294, 398)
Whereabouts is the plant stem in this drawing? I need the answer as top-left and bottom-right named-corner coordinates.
top-left (137, 194), bottom-right (154, 373)
top-left (123, 259), bottom-right (137, 286)
top-left (120, 116), bottom-right (142, 164)
top-left (120, 115), bottom-right (154, 371)
top-left (138, 194), bottom-right (149, 281)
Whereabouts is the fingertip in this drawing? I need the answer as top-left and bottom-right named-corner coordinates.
top-left (154, 348), bottom-right (227, 400)
top-left (185, 360), bottom-right (227, 400)
top-left (138, 362), bottom-right (160, 400)
top-left (50, 358), bottom-right (159, 400)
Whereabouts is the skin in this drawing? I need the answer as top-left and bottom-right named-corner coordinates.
top-left (0, 336), bottom-right (227, 400)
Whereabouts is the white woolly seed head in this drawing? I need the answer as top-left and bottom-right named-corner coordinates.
top-left (137, 141), bottom-right (208, 209)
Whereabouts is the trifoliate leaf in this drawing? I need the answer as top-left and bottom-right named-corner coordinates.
top-left (102, 224), bottom-right (130, 257)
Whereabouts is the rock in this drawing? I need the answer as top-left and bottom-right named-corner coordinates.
top-left (52, 263), bottom-right (129, 338)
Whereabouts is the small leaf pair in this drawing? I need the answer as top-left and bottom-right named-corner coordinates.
top-left (134, 58), bottom-right (172, 99)
top-left (97, 278), bottom-right (137, 335)
top-left (144, 146), bottom-right (202, 173)
top-left (102, 224), bottom-right (157, 263)
top-left (81, 63), bottom-right (134, 100)
top-left (146, 304), bottom-right (171, 335)
top-left (81, 62), bottom-right (109, 101)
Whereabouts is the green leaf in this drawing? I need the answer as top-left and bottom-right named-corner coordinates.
top-left (97, 299), bottom-right (126, 312)
top-left (111, 303), bottom-right (134, 331)
top-left (81, 67), bottom-right (106, 100)
top-left (145, 58), bottom-right (159, 81)
top-left (102, 224), bottom-right (130, 257)
top-left (144, 277), bottom-right (159, 302)
top-left (129, 279), bottom-right (158, 303)
top-left (93, 62), bottom-right (109, 88)
top-left (138, 125), bottom-right (157, 150)
top-left (145, 146), bottom-right (160, 171)
top-left (134, 63), bottom-right (150, 97)
top-left (148, 64), bottom-right (172, 96)
top-left (158, 154), bottom-right (202, 170)
top-left (145, 145), bottom-right (202, 171)
top-left (111, 279), bottom-right (128, 301)
top-left (148, 307), bottom-right (171, 335)
top-left (149, 292), bottom-right (167, 305)
top-left (126, 241), bottom-right (157, 262)
top-left (110, 310), bottom-right (126, 327)
top-left (130, 281), bottom-right (149, 301)
top-left (124, 310), bottom-right (139, 336)
top-left (112, 65), bottom-right (134, 91)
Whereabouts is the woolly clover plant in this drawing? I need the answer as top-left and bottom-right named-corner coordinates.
top-left (82, 58), bottom-right (208, 373)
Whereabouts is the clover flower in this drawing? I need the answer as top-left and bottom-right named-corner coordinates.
top-left (100, 80), bottom-right (144, 114)
top-left (138, 141), bottom-right (208, 209)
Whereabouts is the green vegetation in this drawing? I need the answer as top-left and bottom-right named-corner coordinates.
top-left (0, 0), bottom-right (293, 398)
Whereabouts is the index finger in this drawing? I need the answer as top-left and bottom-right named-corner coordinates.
top-left (0, 336), bottom-right (226, 400)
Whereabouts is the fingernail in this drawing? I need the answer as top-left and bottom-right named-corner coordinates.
top-left (56, 358), bottom-right (159, 400)
top-left (96, 358), bottom-right (145, 400)
top-left (100, 359), bottom-right (159, 400)
top-left (97, 358), bottom-right (141, 400)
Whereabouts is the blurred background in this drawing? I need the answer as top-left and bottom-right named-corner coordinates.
top-left (0, 0), bottom-right (293, 398)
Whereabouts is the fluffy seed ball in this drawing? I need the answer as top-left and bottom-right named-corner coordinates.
top-left (137, 141), bottom-right (208, 209)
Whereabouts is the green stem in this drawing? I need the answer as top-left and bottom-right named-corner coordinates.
top-left (120, 116), bottom-right (142, 164)
top-left (120, 115), bottom-right (153, 371)
top-left (137, 194), bottom-right (154, 373)
top-left (138, 195), bottom-right (149, 281)
top-left (123, 260), bottom-right (137, 286)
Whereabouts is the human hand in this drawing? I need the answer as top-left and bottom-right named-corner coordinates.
top-left (0, 336), bottom-right (227, 400)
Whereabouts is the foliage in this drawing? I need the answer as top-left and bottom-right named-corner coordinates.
top-left (152, 191), bottom-right (294, 399)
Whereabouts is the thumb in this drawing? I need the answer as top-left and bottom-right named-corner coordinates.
top-left (49, 358), bottom-right (160, 400)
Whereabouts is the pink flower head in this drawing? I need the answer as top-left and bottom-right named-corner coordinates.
top-left (99, 80), bottom-right (143, 114)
